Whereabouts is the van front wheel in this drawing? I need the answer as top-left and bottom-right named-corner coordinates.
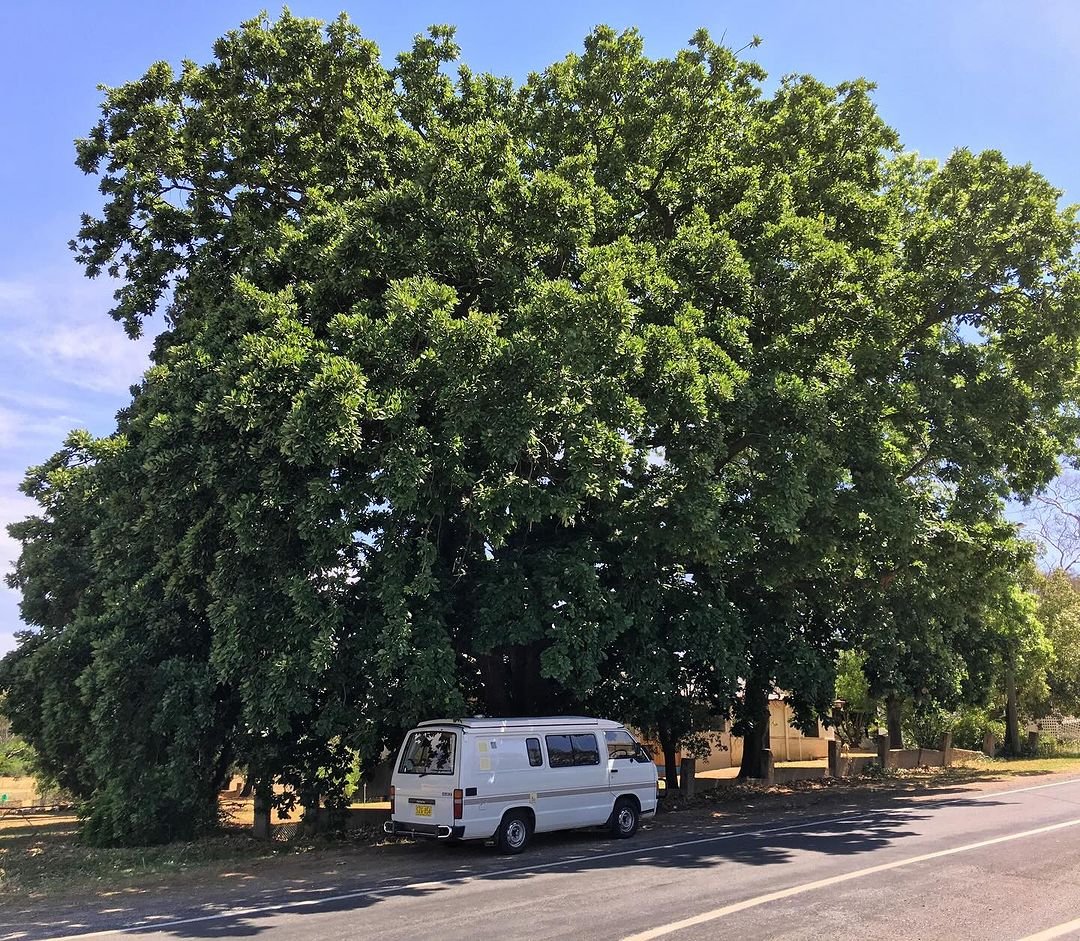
top-left (496, 810), bottom-right (532, 854)
top-left (610, 798), bottom-right (639, 839)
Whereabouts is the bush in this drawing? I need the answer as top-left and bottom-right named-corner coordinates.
top-left (903, 703), bottom-right (952, 749)
top-left (1035, 735), bottom-right (1080, 759)
top-left (835, 710), bottom-right (875, 749)
top-left (950, 707), bottom-right (1005, 751)
top-left (0, 737), bottom-right (36, 777)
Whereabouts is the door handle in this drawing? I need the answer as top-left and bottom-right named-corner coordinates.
top-left (610, 769), bottom-right (618, 774)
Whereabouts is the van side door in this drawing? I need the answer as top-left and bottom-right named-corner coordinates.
top-left (544, 732), bottom-right (606, 827)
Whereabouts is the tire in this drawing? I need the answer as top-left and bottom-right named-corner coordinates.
top-left (495, 810), bottom-right (532, 854)
top-left (610, 797), bottom-right (639, 839)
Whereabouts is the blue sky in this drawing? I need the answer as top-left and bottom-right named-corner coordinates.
top-left (2, 1), bottom-right (1079, 653)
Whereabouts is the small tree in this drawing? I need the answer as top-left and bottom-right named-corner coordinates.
top-left (834, 650), bottom-right (877, 750)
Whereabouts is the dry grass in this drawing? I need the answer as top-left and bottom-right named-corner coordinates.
top-left (0, 775), bottom-right (39, 805)
top-left (958, 755), bottom-right (1080, 776)
top-left (0, 779), bottom-right (286, 901)
top-left (0, 817), bottom-right (280, 903)
top-left (0, 786), bottom-right (394, 903)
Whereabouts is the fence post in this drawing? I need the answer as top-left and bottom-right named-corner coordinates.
top-left (253, 781), bottom-right (272, 841)
top-left (828, 738), bottom-right (842, 778)
top-left (877, 733), bottom-right (890, 770)
top-left (1027, 730), bottom-right (1040, 756)
top-left (940, 731), bottom-right (953, 768)
top-left (680, 756), bottom-right (696, 798)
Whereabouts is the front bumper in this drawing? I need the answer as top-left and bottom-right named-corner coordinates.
top-left (384, 819), bottom-right (465, 840)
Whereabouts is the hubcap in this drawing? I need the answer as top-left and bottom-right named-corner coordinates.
top-left (618, 808), bottom-right (635, 832)
top-left (507, 820), bottom-right (526, 847)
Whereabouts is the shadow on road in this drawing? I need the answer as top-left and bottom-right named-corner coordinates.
top-left (6, 782), bottom-right (1030, 941)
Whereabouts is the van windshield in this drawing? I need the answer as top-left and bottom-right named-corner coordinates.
top-left (398, 730), bottom-right (457, 775)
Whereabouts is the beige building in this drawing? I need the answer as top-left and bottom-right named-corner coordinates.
top-left (647, 699), bottom-right (834, 772)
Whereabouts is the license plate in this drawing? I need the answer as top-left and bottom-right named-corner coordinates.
top-left (415, 804), bottom-right (432, 817)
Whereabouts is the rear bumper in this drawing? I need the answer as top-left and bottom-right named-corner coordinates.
top-left (384, 820), bottom-right (465, 840)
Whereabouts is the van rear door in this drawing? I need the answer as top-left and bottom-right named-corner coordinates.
top-left (393, 727), bottom-right (459, 832)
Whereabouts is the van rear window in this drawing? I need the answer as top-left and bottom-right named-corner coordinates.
top-left (398, 730), bottom-right (456, 775)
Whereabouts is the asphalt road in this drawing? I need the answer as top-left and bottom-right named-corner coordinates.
top-left (9, 775), bottom-right (1080, 941)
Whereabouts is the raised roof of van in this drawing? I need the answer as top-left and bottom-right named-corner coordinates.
top-left (416, 716), bottom-right (623, 730)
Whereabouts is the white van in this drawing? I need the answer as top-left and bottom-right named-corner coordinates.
top-left (383, 716), bottom-right (659, 853)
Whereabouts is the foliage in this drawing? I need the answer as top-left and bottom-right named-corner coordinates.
top-left (1035, 736), bottom-right (1080, 759)
top-left (0, 822), bottom-right (283, 898)
top-left (0, 736), bottom-right (35, 778)
top-left (1034, 569), bottom-right (1080, 716)
top-left (833, 650), bottom-right (877, 748)
top-left (949, 706), bottom-right (1005, 751)
top-left (903, 702), bottom-right (952, 750)
top-left (4, 12), bottom-right (1080, 841)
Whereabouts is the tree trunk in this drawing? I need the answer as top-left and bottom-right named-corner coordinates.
top-left (479, 643), bottom-right (563, 716)
top-left (738, 678), bottom-right (771, 779)
top-left (513, 641), bottom-right (563, 715)
top-left (1005, 664), bottom-right (1021, 756)
top-left (478, 653), bottom-right (512, 716)
top-left (658, 721), bottom-right (680, 793)
top-left (301, 795), bottom-right (321, 835)
top-left (239, 773), bottom-right (254, 798)
top-left (886, 695), bottom-right (904, 750)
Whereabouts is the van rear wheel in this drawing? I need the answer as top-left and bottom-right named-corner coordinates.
top-left (610, 797), bottom-right (639, 839)
top-left (496, 810), bottom-right (532, 854)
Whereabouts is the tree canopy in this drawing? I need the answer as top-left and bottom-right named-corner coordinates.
top-left (4, 12), bottom-right (1080, 843)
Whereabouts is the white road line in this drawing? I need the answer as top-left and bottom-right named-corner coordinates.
top-left (32, 774), bottom-right (1080, 941)
top-left (1017, 916), bottom-right (1080, 940)
top-left (971, 776), bottom-right (1080, 800)
top-left (622, 816), bottom-right (1080, 941)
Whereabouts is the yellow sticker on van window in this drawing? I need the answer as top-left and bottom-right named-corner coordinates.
top-left (479, 757), bottom-right (492, 771)
top-left (478, 741), bottom-right (488, 753)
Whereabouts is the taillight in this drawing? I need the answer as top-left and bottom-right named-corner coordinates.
top-left (453, 788), bottom-right (463, 820)
top-left (390, 785), bottom-right (395, 814)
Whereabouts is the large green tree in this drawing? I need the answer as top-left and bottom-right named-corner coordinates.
top-left (4, 13), bottom-right (1080, 841)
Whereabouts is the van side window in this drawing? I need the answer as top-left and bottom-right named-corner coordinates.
top-left (546, 733), bottom-right (601, 767)
top-left (605, 730), bottom-right (639, 759)
top-left (546, 735), bottom-right (574, 767)
top-left (571, 734), bottom-right (600, 765)
top-left (526, 737), bottom-right (543, 767)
